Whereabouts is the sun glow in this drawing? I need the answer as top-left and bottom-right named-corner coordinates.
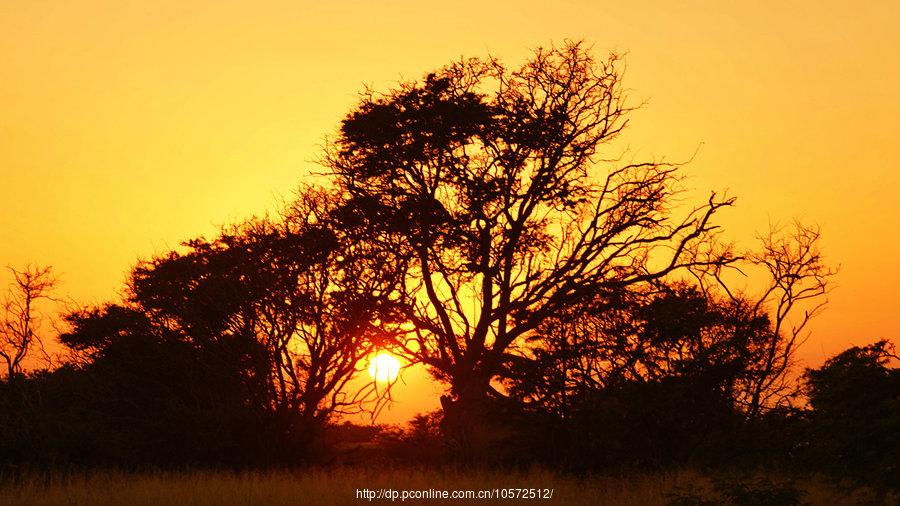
top-left (368, 352), bottom-right (401, 384)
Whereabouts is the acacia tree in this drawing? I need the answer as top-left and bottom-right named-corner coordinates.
top-left (0, 265), bottom-right (57, 462)
top-left (64, 188), bottom-right (402, 425)
top-left (804, 339), bottom-right (899, 490)
top-left (327, 41), bottom-right (736, 416)
top-left (129, 189), bottom-right (401, 422)
top-left (271, 186), bottom-right (406, 419)
top-left (738, 221), bottom-right (836, 417)
top-left (1, 265), bottom-right (57, 381)
top-left (504, 283), bottom-right (770, 417)
top-left (505, 221), bottom-right (835, 420)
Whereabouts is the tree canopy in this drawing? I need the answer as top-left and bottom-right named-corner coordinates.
top-left (327, 41), bottom-right (736, 404)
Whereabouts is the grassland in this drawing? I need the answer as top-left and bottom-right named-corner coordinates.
top-left (0, 467), bottom-right (886, 505)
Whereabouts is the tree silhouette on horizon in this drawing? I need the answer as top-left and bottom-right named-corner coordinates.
top-left (325, 41), bottom-right (739, 452)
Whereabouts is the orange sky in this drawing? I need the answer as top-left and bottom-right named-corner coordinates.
top-left (2, 1), bottom-right (898, 423)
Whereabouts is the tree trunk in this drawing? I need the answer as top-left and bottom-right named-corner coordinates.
top-left (440, 378), bottom-right (527, 463)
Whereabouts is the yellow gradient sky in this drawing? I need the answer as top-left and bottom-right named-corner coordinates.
top-left (2, 1), bottom-right (898, 422)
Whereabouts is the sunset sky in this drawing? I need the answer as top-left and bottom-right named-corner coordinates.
top-left (2, 1), bottom-right (898, 422)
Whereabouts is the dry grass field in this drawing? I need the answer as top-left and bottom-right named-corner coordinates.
top-left (0, 467), bottom-right (885, 506)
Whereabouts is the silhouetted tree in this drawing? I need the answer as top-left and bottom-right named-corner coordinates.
top-left (739, 222), bottom-right (836, 417)
top-left (510, 221), bottom-right (834, 418)
top-left (54, 188), bottom-right (403, 465)
top-left (804, 339), bottom-right (899, 491)
top-left (503, 283), bottom-right (765, 468)
top-left (500, 222), bottom-right (834, 467)
top-left (0, 265), bottom-right (59, 465)
top-left (59, 304), bottom-right (259, 465)
top-left (1, 265), bottom-right (57, 381)
top-left (507, 283), bottom-right (768, 414)
top-left (326, 41), bottom-right (736, 452)
top-left (118, 188), bottom-right (400, 423)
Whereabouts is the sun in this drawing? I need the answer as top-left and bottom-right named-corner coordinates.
top-left (368, 352), bottom-right (401, 383)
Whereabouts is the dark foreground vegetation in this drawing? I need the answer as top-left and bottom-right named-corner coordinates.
top-left (1, 41), bottom-right (897, 502)
top-left (0, 467), bottom-right (889, 506)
